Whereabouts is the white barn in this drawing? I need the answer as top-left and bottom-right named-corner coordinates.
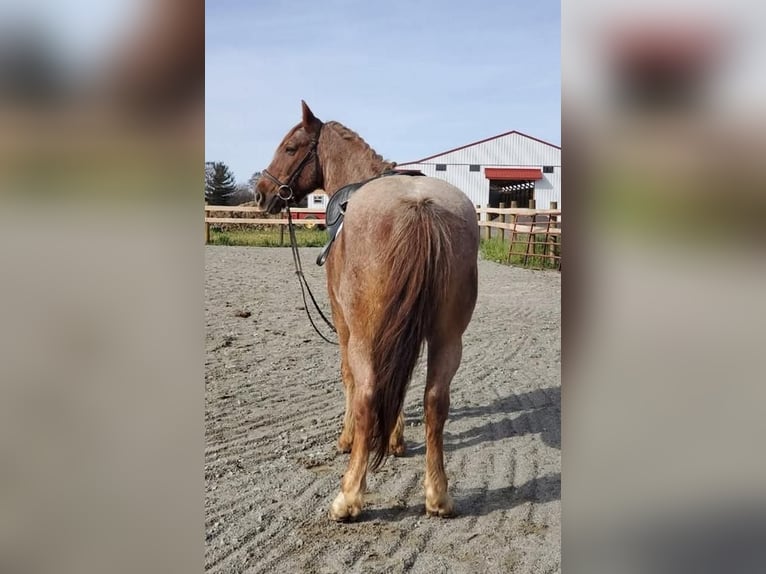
top-left (394, 130), bottom-right (561, 210)
top-left (306, 189), bottom-right (329, 210)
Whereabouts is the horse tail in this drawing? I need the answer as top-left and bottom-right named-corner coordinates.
top-left (368, 196), bottom-right (454, 471)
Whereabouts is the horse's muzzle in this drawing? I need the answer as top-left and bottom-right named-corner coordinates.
top-left (265, 194), bottom-right (284, 214)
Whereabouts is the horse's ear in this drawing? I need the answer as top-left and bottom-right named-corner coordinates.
top-left (301, 100), bottom-right (321, 135)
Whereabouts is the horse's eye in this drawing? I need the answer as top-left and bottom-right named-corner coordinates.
top-left (285, 147), bottom-right (297, 155)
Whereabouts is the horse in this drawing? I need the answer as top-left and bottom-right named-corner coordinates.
top-left (256, 101), bottom-right (479, 521)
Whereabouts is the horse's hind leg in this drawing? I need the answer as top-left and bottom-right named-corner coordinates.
top-left (388, 411), bottom-right (405, 456)
top-left (330, 338), bottom-right (373, 521)
top-left (330, 299), bottom-right (355, 453)
top-left (423, 336), bottom-right (462, 517)
top-left (337, 343), bottom-right (355, 453)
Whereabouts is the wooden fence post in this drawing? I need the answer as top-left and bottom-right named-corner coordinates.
top-left (508, 201), bottom-right (519, 262)
top-left (205, 221), bottom-right (210, 244)
top-left (523, 212), bottom-right (536, 267)
top-left (475, 204), bottom-right (484, 240)
top-left (482, 204), bottom-right (491, 241)
top-left (279, 212), bottom-right (285, 246)
top-left (498, 202), bottom-right (506, 243)
top-left (548, 201), bottom-right (559, 264)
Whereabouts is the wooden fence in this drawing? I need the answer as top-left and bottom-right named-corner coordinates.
top-left (204, 205), bottom-right (326, 244)
top-left (205, 200), bottom-right (561, 269)
top-left (476, 200), bottom-right (561, 269)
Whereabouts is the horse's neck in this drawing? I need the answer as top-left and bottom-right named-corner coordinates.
top-left (319, 131), bottom-right (390, 195)
top-left (322, 158), bottom-right (388, 196)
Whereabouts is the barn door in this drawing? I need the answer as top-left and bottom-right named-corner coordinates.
top-left (488, 179), bottom-right (535, 208)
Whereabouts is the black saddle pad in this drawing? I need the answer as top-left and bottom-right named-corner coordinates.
top-left (316, 170), bottom-right (424, 266)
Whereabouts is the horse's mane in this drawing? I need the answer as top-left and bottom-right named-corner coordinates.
top-left (324, 121), bottom-right (396, 170)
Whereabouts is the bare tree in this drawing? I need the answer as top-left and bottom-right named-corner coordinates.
top-left (229, 182), bottom-right (254, 205)
top-left (248, 171), bottom-right (261, 193)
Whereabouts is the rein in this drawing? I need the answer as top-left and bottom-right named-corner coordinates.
top-left (261, 129), bottom-right (338, 345)
top-left (285, 204), bottom-right (338, 345)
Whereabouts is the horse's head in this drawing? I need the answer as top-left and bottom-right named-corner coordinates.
top-left (256, 100), bottom-right (324, 214)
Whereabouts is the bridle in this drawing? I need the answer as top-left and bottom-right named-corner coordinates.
top-left (260, 134), bottom-right (321, 205)
top-left (259, 127), bottom-right (337, 345)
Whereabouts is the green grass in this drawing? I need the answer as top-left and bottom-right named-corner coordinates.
top-left (210, 228), bottom-right (560, 270)
top-left (480, 235), bottom-right (560, 269)
top-left (480, 238), bottom-right (510, 263)
top-left (209, 227), bottom-right (328, 247)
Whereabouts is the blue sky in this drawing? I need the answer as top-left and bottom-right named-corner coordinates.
top-left (206, 0), bottom-right (560, 184)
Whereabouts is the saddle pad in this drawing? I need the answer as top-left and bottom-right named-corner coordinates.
top-left (316, 170), bottom-right (424, 266)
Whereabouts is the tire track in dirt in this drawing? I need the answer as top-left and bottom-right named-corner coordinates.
top-left (205, 247), bottom-right (560, 573)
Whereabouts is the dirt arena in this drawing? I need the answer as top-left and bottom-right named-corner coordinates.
top-left (205, 246), bottom-right (561, 573)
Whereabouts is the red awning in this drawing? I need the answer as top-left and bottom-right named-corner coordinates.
top-left (484, 168), bottom-right (543, 181)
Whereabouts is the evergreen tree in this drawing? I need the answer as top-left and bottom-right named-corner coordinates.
top-left (204, 161), bottom-right (237, 205)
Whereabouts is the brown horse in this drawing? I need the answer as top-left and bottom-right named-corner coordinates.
top-left (256, 101), bottom-right (479, 520)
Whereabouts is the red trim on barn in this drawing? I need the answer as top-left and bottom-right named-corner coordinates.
top-left (484, 168), bottom-right (543, 181)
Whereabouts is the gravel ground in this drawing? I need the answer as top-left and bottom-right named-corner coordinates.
top-left (205, 246), bottom-right (560, 573)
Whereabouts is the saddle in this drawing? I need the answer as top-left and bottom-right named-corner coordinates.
top-left (316, 169), bottom-right (424, 266)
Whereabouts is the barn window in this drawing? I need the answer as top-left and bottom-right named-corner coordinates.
top-left (435, 164), bottom-right (447, 171)
top-left (469, 164), bottom-right (480, 172)
top-left (543, 166), bottom-right (555, 173)
top-left (312, 195), bottom-right (324, 205)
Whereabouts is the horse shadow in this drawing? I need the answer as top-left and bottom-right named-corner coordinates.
top-left (354, 387), bottom-right (561, 522)
top-left (357, 473), bottom-right (561, 522)
top-left (403, 385), bottom-right (561, 453)
top-left (456, 472), bottom-right (561, 516)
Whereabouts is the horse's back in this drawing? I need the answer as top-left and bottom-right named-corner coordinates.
top-left (351, 175), bottom-right (475, 215)
top-left (344, 175), bottom-right (479, 247)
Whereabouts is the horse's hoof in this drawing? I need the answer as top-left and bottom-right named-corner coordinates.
top-left (425, 493), bottom-right (454, 518)
top-left (388, 442), bottom-right (406, 457)
top-left (329, 491), bottom-right (362, 521)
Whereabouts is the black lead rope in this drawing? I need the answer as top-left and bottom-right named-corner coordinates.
top-left (285, 205), bottom-right (338, 345)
